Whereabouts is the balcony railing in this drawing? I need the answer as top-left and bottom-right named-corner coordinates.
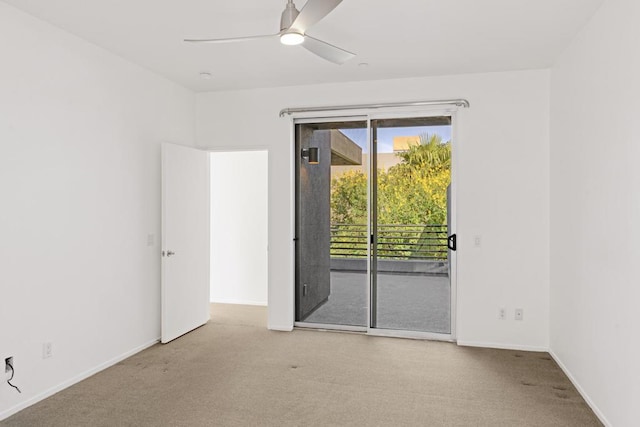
top-left (330, 223), bottom-right (448, 260)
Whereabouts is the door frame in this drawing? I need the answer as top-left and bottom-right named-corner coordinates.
top-left (208, 148), bottom-right (269, 306)
top-left (206, 146), bottom-right (270, 309)
top-left (291, 106), bottom-right (459, 341)
top-left (162, 145), bottom-right (270, 341)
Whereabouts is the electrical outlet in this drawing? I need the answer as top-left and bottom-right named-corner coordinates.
top-left (43, 342), bottom-right (53, 359)
top-left (473, 235), bottom-right (482, 248)
top-left (498, 308), bottom-right (506, 320)
top-left (515, 308), bottom-right (524, 321)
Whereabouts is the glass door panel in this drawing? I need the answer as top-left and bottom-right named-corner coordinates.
top-left (371, 117), bottom-right (453, 333)
top-left (295, 120), bottom-right (369, 327)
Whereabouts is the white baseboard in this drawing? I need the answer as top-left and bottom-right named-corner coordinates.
top-left (0, 338), bottom-right (159, 422)
top-left (210, 298), bottom-right (267, 306)
top-left (268, 324), bottom-right (294, 332)
top-left (457, 340), bottom-right (548, 352)
top-left (548, 349), bottom-right (611, 427)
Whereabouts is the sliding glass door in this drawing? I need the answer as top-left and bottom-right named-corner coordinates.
top-left (295, 113), bottom-right (455, 337)
top-left (295, 119), bottom-right (369, 327)
top-left (370, 117), bottom-right (452, 334)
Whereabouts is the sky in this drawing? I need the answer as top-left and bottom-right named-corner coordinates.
top-left (340, 126), bottom-right (452, 153)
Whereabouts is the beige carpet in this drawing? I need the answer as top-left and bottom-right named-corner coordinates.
top-left (2, 304), bottom-right (601, 426)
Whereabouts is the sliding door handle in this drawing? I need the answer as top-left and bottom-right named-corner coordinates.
top-left (447, 234), bottom-right (457, 251)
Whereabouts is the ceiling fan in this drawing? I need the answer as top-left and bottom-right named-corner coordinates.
top-left (184, 0), bottom-right (355, 65)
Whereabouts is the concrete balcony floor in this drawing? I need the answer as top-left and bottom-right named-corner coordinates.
top-left (303, 271), bottom-right (451, 333)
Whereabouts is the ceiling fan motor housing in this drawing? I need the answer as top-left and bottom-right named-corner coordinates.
top-left (280, 0), bottom-right (300, 31)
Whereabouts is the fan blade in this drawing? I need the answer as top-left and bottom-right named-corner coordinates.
top-left (302, 35), bottom-right (355, 65)
top-left (184, 33), bottom-right (280, 44)
top-left (289, 0), bottom-right (343, 34)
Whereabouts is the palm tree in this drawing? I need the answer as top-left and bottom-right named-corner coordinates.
top-left (390, 133), bottom-right (451, 259)
top-left (395, 133), bottom-right (450, 170)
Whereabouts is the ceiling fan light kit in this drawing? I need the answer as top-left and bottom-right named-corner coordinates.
top-left (280, 31), bottom-right (305, 46)
top-left (185, 0), bottom-right (355, 65)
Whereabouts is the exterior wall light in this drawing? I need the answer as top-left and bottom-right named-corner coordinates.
top-left (301, 147), bottom-right (319, 164)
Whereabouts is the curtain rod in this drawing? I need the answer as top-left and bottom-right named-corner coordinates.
top-left (279, 99), bottom-right (470, 117)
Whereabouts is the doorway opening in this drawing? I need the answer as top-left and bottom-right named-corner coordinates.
top-left (294, 115), bottom-right (455, 338)
top-left (210, 150), bottom-right (268, 307)
top-left (161, 146), bottom-right (269, 343)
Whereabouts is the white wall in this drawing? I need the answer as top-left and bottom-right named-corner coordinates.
top-left (550, 0), bottom-right (640, 425)
top-left (196, 70), bottom-right (551, 349)
top-left (210, 151), bottom-right (268, 306)
top-left (0, 3), bottom-right (195, 419)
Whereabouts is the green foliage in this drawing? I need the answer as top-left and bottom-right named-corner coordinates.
top-left (331, 133), bottom-right (450, 225)
top-left (330, 133), bottom-right (451, 259)
top-left (395, 133), bottom-right (451, 171)
top-left (330, 169), bottom-right (368, 224)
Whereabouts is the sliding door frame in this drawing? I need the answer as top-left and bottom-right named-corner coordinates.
top-left (292, 107), bottom-right (459, 342)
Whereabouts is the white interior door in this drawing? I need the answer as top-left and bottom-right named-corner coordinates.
top-left (161, 143), bottom-right (210, 343)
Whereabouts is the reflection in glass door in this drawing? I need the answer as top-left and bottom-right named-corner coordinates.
top-left (371, 117), bottom-right (453, 334)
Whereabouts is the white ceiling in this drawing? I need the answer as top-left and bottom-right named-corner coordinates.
top-left (4, 0), bottom-right (604, 92)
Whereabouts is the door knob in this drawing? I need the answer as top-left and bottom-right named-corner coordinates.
top-left (162, 250), bottom-right (176, 257)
